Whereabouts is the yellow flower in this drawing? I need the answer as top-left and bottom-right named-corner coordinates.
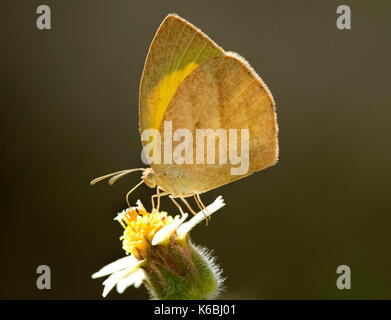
top-left (115, 202), bottom-right (175, 259)
top-left (92, 196), bottom-right (225, 299)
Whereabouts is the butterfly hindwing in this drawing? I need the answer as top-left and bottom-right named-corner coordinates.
top-left (154, 54), bottom-right (278, 196)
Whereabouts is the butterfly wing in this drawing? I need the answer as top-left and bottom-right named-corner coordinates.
top-left (139, 14), bottom-right (224, 134)
top-left (154, 53), bottom-right (278, 196)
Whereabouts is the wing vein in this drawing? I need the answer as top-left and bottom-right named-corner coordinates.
top-left (229, 79), bottom-right (257, 104)
top-left (254, 139), bottom-right (276, 148)
top-left (167, 23), bottom-right (187, 75)
top-left (193, 40), bottom-right (208, 63)
top-left (174, 30), bottom-right (197, 72)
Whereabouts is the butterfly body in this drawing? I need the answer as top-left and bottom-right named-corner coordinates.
top-left (142, 167), bottom-right (202, 197)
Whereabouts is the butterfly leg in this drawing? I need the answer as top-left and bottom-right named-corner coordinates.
top-left (126, 180), bottom-right (144, 208)
top-left (169, 195), bottom-right (185, 216)
top-left (179, 196), bottom-right (198, 216)
top-left (155, 187), bottom-right (161, 211)
top-left (196, 193), bottom-right (211, 221)
top-left (151, 187), bottom-right (159, 211)
top-left (193, 194), bottom-right (208, 225)
top-left (151, 187), bottom-right (169, 212)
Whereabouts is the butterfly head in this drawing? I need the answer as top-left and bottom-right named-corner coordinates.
top-left (141, 167), bottom-right (157, 189)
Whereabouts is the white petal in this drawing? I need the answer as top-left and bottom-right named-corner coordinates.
top-left (136, 199), bottom-right (144, 210)
top-left (102, 269), bottom-right (128, 297)
top-left (152, 213), bottom-right (188, 246)
top-left (116, 268), bottom-right (145, 294)
top-left (91, 255), bottom-right (139, 279)
top-left (177, 196), bottom-right (225, 239)
top-left (114, 208), bottom-right (129, 223)
top-left (101, 260), bottom-right (144, 297)
top-left (134, 276), bottom-right (144, 288)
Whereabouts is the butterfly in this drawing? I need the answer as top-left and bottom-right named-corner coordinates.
top-left (91, 14), bottom-right (278, 215)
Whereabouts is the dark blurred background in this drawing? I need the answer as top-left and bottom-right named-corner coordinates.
top-left (1, 0), bottom-right (390, 299)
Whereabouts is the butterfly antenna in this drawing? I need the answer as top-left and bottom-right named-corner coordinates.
top-left (90, 168), bottom-right (145, 186)
top-left (126, 180), bottom-right (145, 208)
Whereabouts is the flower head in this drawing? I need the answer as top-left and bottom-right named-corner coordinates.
top-left (92, 196), bottom-right (225, 299)
top-left (115, 202), bottom-right (176, 259)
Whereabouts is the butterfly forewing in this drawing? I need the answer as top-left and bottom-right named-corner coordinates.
top-left (139, 14), bottom-right (224, 134)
